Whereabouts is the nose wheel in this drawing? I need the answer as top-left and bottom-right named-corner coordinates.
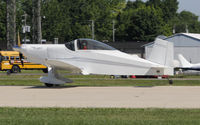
top-left (41, 67), bottom-right (73, 87)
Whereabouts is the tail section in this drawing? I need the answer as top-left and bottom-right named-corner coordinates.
top-left (178, 54), bottom-right (192, 67)
top-left (147, 38), bottom-right (174, 67)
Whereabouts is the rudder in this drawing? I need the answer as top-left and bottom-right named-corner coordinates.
top-left (147, 38), bottom-right (174, 67)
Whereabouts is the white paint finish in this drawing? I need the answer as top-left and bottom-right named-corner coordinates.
top-left (1, 86), bottom-right (200, 108)
top-left (182, 33), bottom-right (200, 41)
top-left (178, 54), bottom-right (200, 70)
top-left (167, 34), bottom-right (200, 47)
top-left (145, 33), bottom-right (200, 65)
top-left (13, 38), bottom-right (174, 85)
top-left (15, 39), bottom-right (173, 76)
top-left (175, 47), bottom-right (200, 63)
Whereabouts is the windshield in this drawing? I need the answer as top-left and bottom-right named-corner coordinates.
top-left (77, 39), bottom-right (116, 50)
top-left (65, 40), bottom-right (75, 51)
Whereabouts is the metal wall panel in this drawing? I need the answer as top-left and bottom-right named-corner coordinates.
top-left (174, 47), bottom-right (200, 63)
top-left (145, 34), bottom-right (200, 64)
top-left (166, 35), bottom-right (200, 47)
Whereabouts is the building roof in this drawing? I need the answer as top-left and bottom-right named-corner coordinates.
top-left (141, 42), bottom-right (154, 47)
top-left (165, 33), bottom-right (200, 41)
top-left (143, 33), bottom-right (200, 47)
top-left (182, 33), bottom-right (200, 40)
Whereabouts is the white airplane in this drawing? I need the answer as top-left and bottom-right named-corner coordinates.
top-left (14, 38), bottom-right (174, 87)
top-left (178, 54), bottom-right (200, 71)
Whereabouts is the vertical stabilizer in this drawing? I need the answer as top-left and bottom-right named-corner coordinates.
top-left (178, 54), bottom-right (192, 67)
top-left (147, 38), bottom-right (174, 67)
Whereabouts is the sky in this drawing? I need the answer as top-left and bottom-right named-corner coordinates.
top-left (178, 0), bottom-right (200, 17)
top-left (131, 0), bottom-right (200, 17)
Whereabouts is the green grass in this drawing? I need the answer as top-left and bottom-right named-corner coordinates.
top-left (0, 75), bottom-right (199, 86)
top-left (1, 73), bottom-right (200, 125)
top-left (0, 75), bottom-right (200, 86)
top-left (0, 108), bottom-right (200, 125)
top-left (71, 79), bottom-right (200, 86)
top-left (171, 74), bottom-right (200, 78)
top-left (0, 71), bottom-right (200, 86)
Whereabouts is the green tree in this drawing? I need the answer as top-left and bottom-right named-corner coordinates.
top-left (161, 0), bottom-right (179, 21)
top-left (6, 0), bottom-right (16, 50)
top-left (126, 0), bottom-right (145, 10)
top-left (32, 0), bottom-right (42, 43)
top-left (116, 5), bottom-right (170, 41)
top-left (41, 0), bottom-right (126, 42)
top-left (0, 0), bottom-right (6, 44)
top-left (172, 11), bottom-right (200, 33)
top-left (41, 0), bottom-right (72, 42)
top-left (146, 0), bottom-right (179, 22)
top-left (146, 0), bottom-right (162, 7)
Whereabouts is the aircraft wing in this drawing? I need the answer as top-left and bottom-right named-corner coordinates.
top-left (45, 59), bottom-right (82, 73)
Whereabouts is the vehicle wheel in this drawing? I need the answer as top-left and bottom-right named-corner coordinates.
top-left (11, 65), bottom-right (20, 73)
top-left (7, 70), bottom-right (11, 75)
top-left (42, 68), bottom-right (48, 73)
top-left (45, 83), bottom-right (54, 87)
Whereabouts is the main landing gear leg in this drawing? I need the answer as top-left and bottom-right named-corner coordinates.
top-left (40, 67), bottom-right (73, 87)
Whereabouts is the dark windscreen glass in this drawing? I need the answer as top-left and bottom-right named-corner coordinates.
top-left (77, 39), bottom-right (116, 50)
top-left (65, 40), bottom-right (75, 51)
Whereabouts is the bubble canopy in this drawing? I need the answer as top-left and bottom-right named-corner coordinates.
top-left (65, 39), bottom-right (116, 51)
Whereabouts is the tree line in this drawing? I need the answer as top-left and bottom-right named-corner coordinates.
top-left (1, 0), bottom-right (200, 48)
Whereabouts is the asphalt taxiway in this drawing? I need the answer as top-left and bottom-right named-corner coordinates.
top-left (1, 86), bottom-right (200, 108)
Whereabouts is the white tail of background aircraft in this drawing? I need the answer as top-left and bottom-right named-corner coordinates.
top-left (178, 54), bottom-right (192, 68)
top-left (178, 54), bottom-right (200, 71)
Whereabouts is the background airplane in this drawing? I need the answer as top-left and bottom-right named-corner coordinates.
top-left (178, 54), bottom-right (200, 71)
top-left (14, 38), bottom-right (174, 87)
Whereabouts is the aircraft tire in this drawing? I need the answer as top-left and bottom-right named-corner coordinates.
top-left (45, 83), bottom-right (54, 87)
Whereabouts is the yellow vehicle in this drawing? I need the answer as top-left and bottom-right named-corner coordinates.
top-left (0, 51), bottom-right (47, 74)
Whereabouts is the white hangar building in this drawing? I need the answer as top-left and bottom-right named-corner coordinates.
top-left (144, 33), bottom-right (200, 63)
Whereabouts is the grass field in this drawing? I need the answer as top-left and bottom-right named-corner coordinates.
top-left (0, 108), bottom-right (200, 125)
top-left (1, 72), bottom-right (200, 125)
top-left (1, 76), bottom-right (200, 86)
top-left (0, 71), bottom-right (200, 86)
